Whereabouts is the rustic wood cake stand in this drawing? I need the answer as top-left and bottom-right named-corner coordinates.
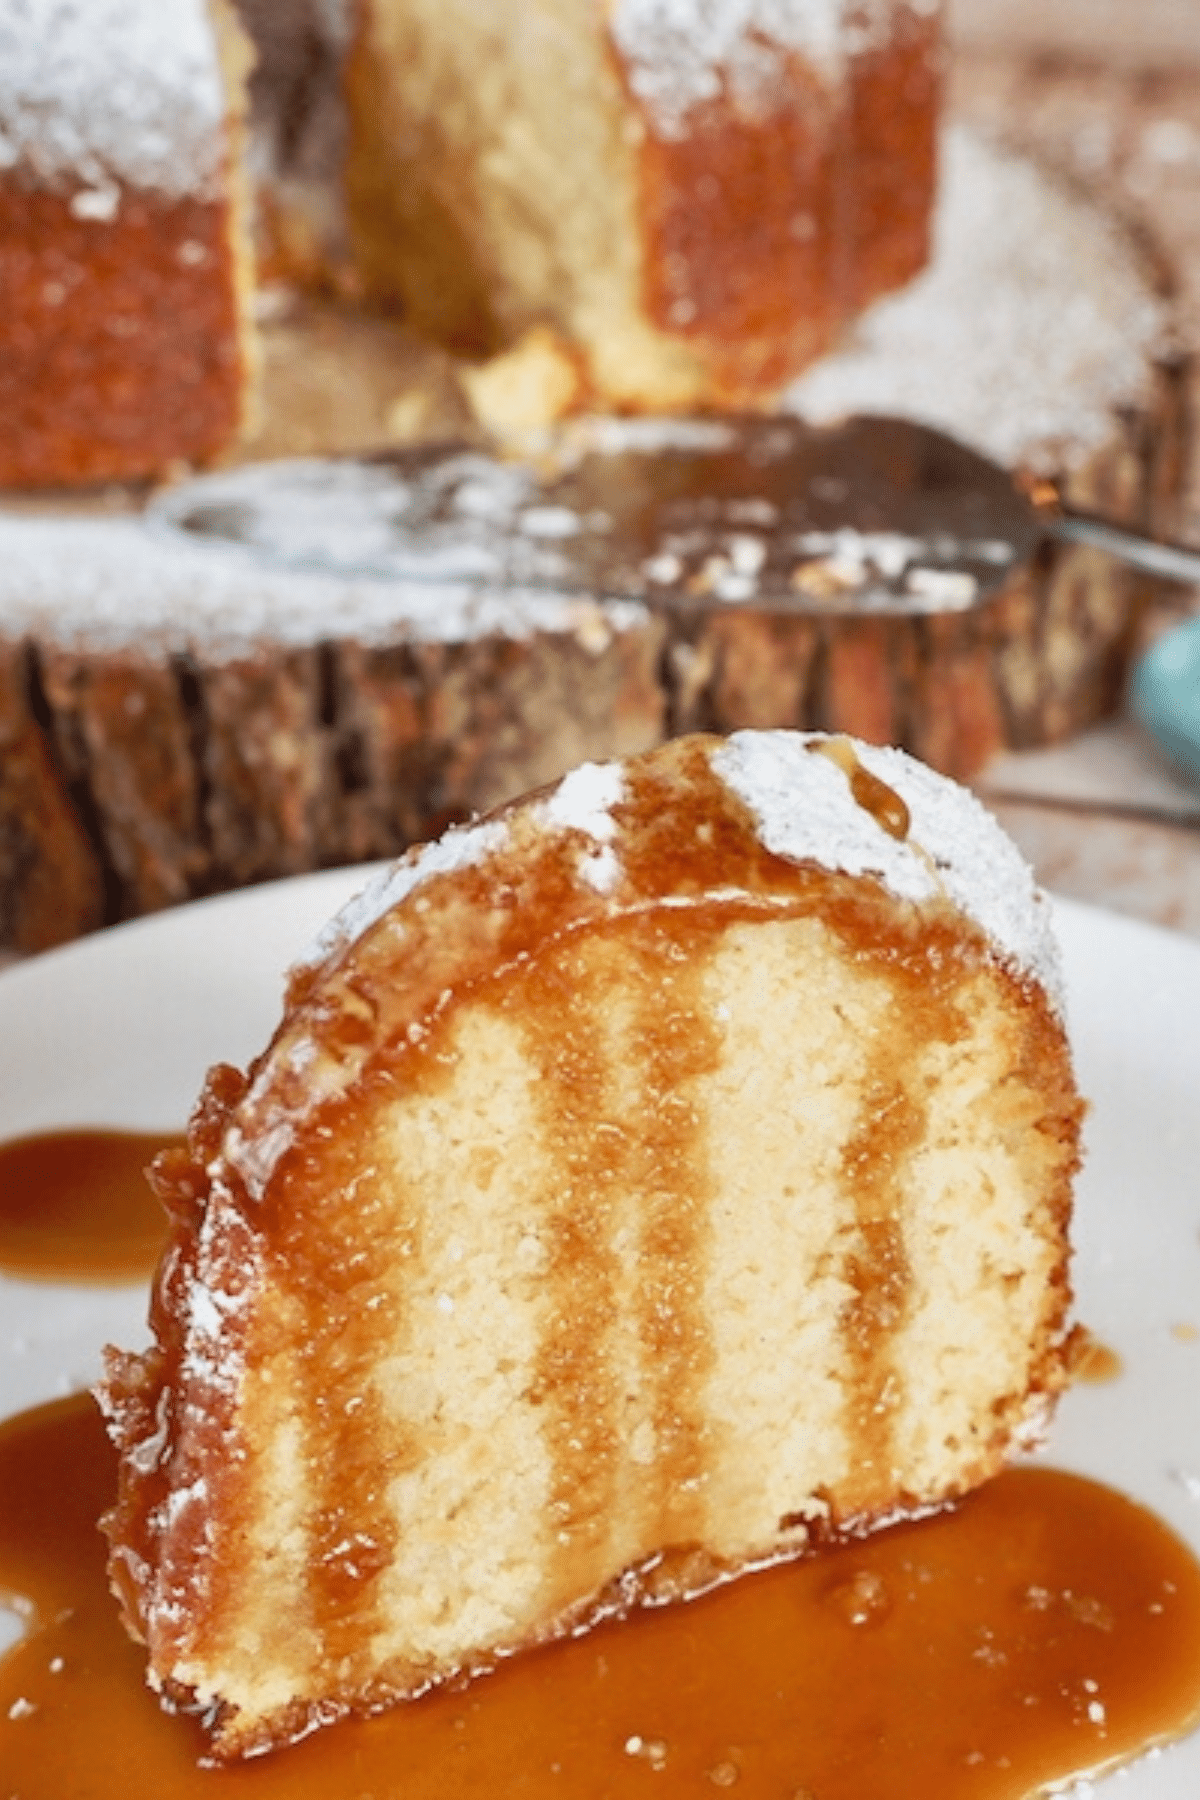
top-left (0, 114), bottom-right (1190, 957)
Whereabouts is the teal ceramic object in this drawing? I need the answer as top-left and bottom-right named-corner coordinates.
top-left (1131, 616), bottom-right (1200, 786)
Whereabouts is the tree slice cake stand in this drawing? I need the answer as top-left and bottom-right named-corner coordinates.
top-left (0, 129), bottom-right (1187, 955)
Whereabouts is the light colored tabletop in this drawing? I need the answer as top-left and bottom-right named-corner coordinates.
top-left (974, 716), bottom-right (1200, 940)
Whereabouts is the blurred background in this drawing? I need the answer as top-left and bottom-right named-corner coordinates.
top-left (4, 0), bottom-right (1200, 952)
top-left (945, 0), bottom-right (1200, 932)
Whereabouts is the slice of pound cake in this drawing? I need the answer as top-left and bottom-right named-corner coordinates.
top-left (99, 730), bottom-right (1083, 1759)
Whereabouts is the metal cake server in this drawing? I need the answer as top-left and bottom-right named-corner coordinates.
top-left (152, 414), bottom-right (1200, 616)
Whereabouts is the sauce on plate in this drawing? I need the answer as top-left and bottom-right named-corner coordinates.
top-left (3, 1127), bottom-right (1198, 1793)
top-left (1068, 1329), bottom-right (1125, 1385)
top-left (3, 1393), bottom-right (1200, 1799)
top-left (0, 1128), bottom-right (180, 1282)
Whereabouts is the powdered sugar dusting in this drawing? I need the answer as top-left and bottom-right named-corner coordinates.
top-left (712, 730), bottom-right (1063, 1004)
top-left (609, 0), bottom-right (895, 138)
top-left (0, 514), bottom-right (647, 656)
top-left (150, 454), bottom-right (544, 586)
top-left (542, 762), bottom-right (625, 842)
top-left (577, 845), bottom-right (623, 893)
top-left (541, 761), bottom-right (627, 893)
top-left (156, 1475), bottom-right (210, 1533)
top-left (303, 764), bottom-right (628, 971)
top-left (562, 416), bottom-right (738, 458)
top-left (788, 127), bottom-right (1170, 474)
top-left (0, 0), bottom-right (226, 199)
top-left (178, 1184), bottom-right (256, 1399)
top-left (300, 819), bottom-right (511, 971)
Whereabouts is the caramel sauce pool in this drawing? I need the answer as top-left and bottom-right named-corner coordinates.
top-left (0, 1129), bottom-right (179, 1282)
top-left (4, 1396), bottom-right (1200, 1799)
top-left (1, 1104), bottom-right (1196, 1790)
top-left (1070, 1332), bottom-right (1126, 1385)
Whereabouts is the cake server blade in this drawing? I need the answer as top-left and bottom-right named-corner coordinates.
top-left (151, 414), bottom-right (1200, 617)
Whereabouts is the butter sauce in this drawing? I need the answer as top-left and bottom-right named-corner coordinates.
top-left (809, 733), bottom-right (912, 842)
top-left (3, 1394), bottom-right (1200, 1797)
top-left (1069, 1329), bottom-right (1125, 1385)
top-left (0, 1129), bottom-right (180, 1283)
top-left (0, 1091), bottom-right (1198, 1796)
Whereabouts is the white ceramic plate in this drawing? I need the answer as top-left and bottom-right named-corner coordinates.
top-left (2, 876), bottom-right (1200, 1794)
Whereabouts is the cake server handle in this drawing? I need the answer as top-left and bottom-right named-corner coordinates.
top-left (1049, 509), bottom-right (1200, 587)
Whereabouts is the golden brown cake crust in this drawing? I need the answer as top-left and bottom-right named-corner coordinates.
top-left (630, 10), bottom-right (941, 401)
top-left (0, 185), bottom-right (246, 490)
top-left (99, 733), bottom-right (1083, 1759)
top-left (343, 2), bottom-right (942, 409)
top-left (0, 0), bottom-right (254, 490)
